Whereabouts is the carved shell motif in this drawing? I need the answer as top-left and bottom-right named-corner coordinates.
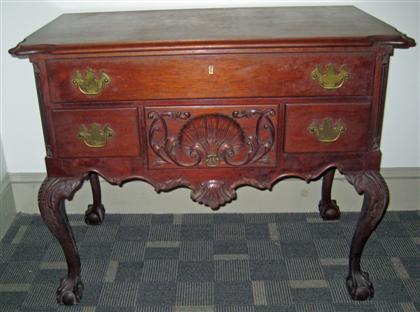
top-left (179, 114), bottom-right (245, 167)
top-left (148, 109), bottom-right (275, 167)
top-left (191, 180), bottom-right (237, 209)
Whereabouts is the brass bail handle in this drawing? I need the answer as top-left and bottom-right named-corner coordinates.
top-left (72, 68), bottom-right (111, 95)
top-left (308, 118), bottom-right (346, 143)
top-left (311, 64), bottom-right (350, 90)
top-left (78, 123), bottom-right (114, 148)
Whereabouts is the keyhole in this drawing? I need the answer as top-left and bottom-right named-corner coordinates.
top-left (208, 65), bottom-right (214, 75)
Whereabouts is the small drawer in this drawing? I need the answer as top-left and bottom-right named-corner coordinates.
top-left (46, 52), bottom-right (375, 102)
top-left (284, 103), bottom-right (370, 153)
top-left (145, 105), bottom-right (278, 168)
top-left (52, 108), bottom-right (140, 158)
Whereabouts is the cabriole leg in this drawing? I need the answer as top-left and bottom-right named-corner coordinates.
top-left (38, 176), bottom-right (85, 305)
top-left (318, 168), bottom-right (341, 220)
top-left (343, 170), bottom-right (389, 300)
top-left (84, 173), bottom-right (105, 225)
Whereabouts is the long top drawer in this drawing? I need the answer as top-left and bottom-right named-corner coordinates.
top-left (46, 52), bottom-right (375, 102)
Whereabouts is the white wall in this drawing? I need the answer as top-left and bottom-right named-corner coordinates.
top-left (2, 1), bottom-right (419, 174)
top-left (0, 136), bottom-right (6, 185)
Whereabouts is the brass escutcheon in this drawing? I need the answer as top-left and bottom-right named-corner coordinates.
top-left (72, 68), bottom-right (110, 95)
top-left (208, 65), bottom-right (214, 75)
top-left (78, 123), bottom-right (114, 148)
top-left (311, 64), bottom-right (350, 90)
top-left (205, 154), bottom-right (220, 167)
top-left (308, 118), bottom-right (346, 143)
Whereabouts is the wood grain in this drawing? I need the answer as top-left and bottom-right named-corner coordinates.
top-left (9, 6), bottom-right (415, 56)
top-left (284, 102), bottom-right (371, 153)
top-left (46, 52), bottom-right (375, 102)
top-left (8, 6), bottom-right (416, 304)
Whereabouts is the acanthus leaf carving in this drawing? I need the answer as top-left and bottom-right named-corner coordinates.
top-left (38, 176), bottom-right (86, 211)
top-left (342, 170), bottom-right (389, 220)
top-left (154, 178), bottom-right (192, 193)
top-left (147, 109), bottom-right (276, 168)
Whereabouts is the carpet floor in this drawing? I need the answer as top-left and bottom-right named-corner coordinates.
top-left (0, 211), bottom-right (419, 312)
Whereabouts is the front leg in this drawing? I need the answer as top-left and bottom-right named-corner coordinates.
top-left (38, 176), bottom-right (85, 305)
top-left (84, 173), bottom-right (105, 225)
top-left (318, 168), bottom-right (341, 220)
top-left (342, 170), bottom-right (389, 300)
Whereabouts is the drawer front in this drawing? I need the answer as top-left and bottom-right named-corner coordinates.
top-left (52, 108), bottom-right (140, 158)
top-left (145, 105), bottom-right (278, 168)
top-left (47, 52), bottom-right (375, 102)
top-left (284, 103), bottom-right (370, 153)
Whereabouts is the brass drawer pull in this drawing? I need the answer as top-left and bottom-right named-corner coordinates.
top-left (308, 118), bottom-right (346, 143)
top-left (78, 123), bottom-right (114, 148)
top-left (72, 68), bottom-right (110, 95)
top-left (311, 64), bottom-right (350, 90)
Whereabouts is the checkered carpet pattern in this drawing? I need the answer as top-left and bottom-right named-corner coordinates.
top-left (0, 211), bottom-right (419, 312)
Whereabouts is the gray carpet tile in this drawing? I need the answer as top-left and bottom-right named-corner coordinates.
top-left (281, 241), bottom-right (318, 258)
top-left (276, 222), bottom-right (312, 241)
top-left (137, 281), bottom-right (177, 306)
top-left (182, 214), bottom-right (214, 225)
top-left (314, 239), bottom-right (349, 259)
top-left (0, 243), bottom-right (16, 264)
top-left (294, 303), bottom-right (335, 312)
top-left (247, 241), bottom-right (283, 260)
top-left (0, 211), bottom-right (419, 311)
top-left (285, 258), bottom-right (325, 280)
top-left (215, 224), bottom-right (246, 241)
top-left (250, 260), bottom-right (288, 281)
top-left (120, 214), bottom-right (152, 226)
top-left (149, 225), bottom-right (181, 241)
top-left (177, 261), bottom-right (214, 282)
top-left (264, 280), bottom-right (293, 305)
top-left (141, 259), bottom-right (178, 281)
top-left (117, 225), bottom-right (150, 241)
top-left (98, 282), bottom-right (139, 307)
top-left (176, 281), bottom-right (214, 305)
top-left (399, 257), bottom-right (420, 279)
top-left (111, 241), bottom-right (146, 262)
top-left (181, 224), bottom-right (214, 241)
top-left (215, 260), bottom-right (251, 281)
top-left (83, 225), bottom-right (119, 243)
top-left (179, 240), bottom-right (213, 261)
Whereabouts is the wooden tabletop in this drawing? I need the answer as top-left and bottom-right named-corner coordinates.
top-left (10, 6), bottom-right (415, 56)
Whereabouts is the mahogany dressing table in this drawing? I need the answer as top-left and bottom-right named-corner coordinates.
top-left (9, 6), bottom-right (415, 305)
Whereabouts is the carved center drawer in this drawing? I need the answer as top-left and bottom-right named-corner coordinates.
top-left (52, 108), bottom-right (140, 158)
top-left (145, 105), bottom-right (278, 168)
top-left (46, 52), bottom-right (375, 102)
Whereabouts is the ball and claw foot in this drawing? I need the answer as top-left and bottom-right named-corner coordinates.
top-left (56, 277), bottom-right (84, 305)
top-left (346, 271), bottom-right (374, 301)
top-left (318, 199), bottom-right (341, 220)
top-left (84, 204), bottom-right (105, 225)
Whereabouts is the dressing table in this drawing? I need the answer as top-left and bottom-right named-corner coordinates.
top-left (9, 6), bottom-right (415, 305)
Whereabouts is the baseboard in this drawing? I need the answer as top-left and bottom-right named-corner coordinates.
top-left (0, 174), bottom-right (17, 240)
top-left (8, 168), bottom-right (419, 215)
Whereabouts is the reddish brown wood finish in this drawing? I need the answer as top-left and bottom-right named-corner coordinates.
top-left (51, 108), bottom-right (140, 158)
top-left (145, 105), bottom-right (278, 168)
top-left (9, 5), bottom-right (415, 306)
top-left (46, 53), bottom-right (375, 102)
top-left (84, 173), bottom-right (105, 225)
top-left (284, 102), bottom-right (371, 152)
top-left (9, 7), bottom-right (415, 56)
top-left (319, 168), bottom-right (341, 220)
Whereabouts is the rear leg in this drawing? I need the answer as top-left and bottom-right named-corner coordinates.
top-left (84, 173), bottom-right (105, 225)
top-left (318, 168), bottom-right (341, 220)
